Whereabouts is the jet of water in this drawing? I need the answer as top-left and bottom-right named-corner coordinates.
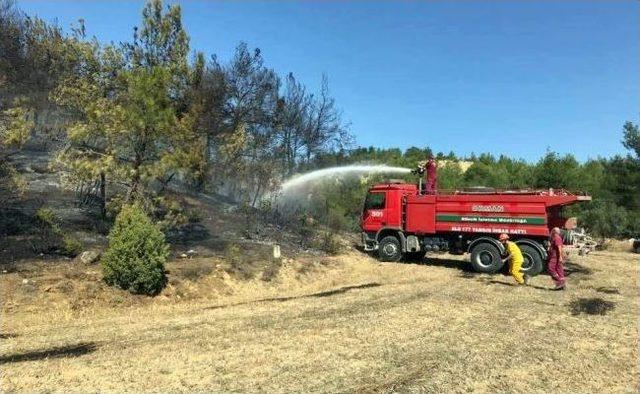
top-left (279, 164), bottom-right (411, 194)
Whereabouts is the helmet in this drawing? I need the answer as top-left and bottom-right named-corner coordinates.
top-left (498, 233), bottom-right (509, 241)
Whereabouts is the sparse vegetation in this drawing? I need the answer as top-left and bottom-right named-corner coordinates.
top-left (317, 232), bottom-right (343, 255)
top-left (222, 242), bottom-right (283, 281)
top-left (179, 264), bottom-right (213, 282)
top-left (61, 235), bottom-right (82, 257)
top-left (261, 257), bottom-right (282, 282)
top-left (101, 204), bottom-right (169, 295)
top-left (30, 207), bottom-right (82, 256)
top-left (224, 243), bottom-right (250, 279)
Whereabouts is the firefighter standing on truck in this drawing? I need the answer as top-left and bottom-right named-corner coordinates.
top-left (499, 233), bottom-right (530, 286)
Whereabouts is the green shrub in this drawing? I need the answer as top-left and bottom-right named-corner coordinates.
top-left (61, 235), bottom-right (82, 257)
top-left (325, 209), bottom-right (349, 232)
top-left (319, 232), bottom-right (343, 255)
top-left (101, 204), bottom-right (169, 295)
top-left (224, 243), bottom-right (254, 280)
top-left (238, 201), bottom-right (258, 238)
top-left (32, 207), bottom-right (83, 256)
top-left (580, 200), bottom-right (629, 240)
top-left (36, 207), bottom-right (58, 229)
top-left (30, 207), bottom-right (60, 253)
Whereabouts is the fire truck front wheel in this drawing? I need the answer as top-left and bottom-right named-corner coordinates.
top-left (378, 236), bottom-right (403, 262)
top-left (470, 243), bottom-right (504, 273)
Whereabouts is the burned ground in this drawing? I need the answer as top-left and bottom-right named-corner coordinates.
top-left (569, 297), bottom-right (617, 316)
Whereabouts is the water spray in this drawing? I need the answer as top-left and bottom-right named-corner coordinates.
top-left (279, 164), bottom-right (411, 194)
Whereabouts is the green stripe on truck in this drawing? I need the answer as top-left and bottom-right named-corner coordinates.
top-left (436, 215), bottom-right (546, 225)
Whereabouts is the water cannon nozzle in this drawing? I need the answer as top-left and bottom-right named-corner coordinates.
top-left (411, 164), bottom-right (426, 175)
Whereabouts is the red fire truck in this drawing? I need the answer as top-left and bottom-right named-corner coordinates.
top-left (360, 163), bottom-right (591, 276)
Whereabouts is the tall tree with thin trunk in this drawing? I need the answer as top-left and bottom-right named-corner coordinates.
top-left (53, 0), bottom-right (205, 215)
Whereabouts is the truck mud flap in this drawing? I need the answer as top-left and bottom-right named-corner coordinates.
top-left (362, 233), bottom-right (378, 251)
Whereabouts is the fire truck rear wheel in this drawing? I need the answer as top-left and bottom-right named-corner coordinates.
top-left (470, 242), bottom-right (504, 273)
top-left (519, 244), bottom-right (544, 276)
top-left (378, 236), bottom-right (403, 262)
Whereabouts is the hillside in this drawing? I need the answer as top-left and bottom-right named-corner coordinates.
top-left (0, 148), bottom-right (340, 267)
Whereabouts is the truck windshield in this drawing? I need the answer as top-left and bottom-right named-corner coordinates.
top-left (364, 192), bottom-right (385, 210)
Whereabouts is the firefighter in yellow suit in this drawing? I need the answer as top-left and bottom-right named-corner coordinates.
top-left (499, 233), bottom-right (529, 285)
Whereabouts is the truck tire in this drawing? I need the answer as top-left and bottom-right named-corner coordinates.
top-left (378, 236), bottom-right (403, 262)
top-left (470, 242), bottom-right (504, 273)
top-left (404, 251), bottom-right (426, 262)
top-left (519, 244), bottom-right (544, 276)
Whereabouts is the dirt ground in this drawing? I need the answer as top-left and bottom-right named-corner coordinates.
top-left (1, 250), bottom-right (638, 393)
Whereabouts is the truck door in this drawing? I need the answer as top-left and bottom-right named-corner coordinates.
top-left (362, 191), bottom-right (386, 232)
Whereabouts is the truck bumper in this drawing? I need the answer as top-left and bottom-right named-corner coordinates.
top-left (362, 232), bottom-right (378, 252)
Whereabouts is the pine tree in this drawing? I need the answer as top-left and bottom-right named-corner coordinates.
top-left (52, 0), bottom-right (205, 214)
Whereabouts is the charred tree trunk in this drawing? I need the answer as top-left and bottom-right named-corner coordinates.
top-left (99, 171), bottom-right (106, 218)
top-left (252, 180), bottom-right (262, 208)
top-left (127, 158), bottom-right (142, 203)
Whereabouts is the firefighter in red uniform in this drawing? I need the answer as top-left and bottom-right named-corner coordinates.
top-left (548, 227), bottom-right (566, 290)
top-left (425, 157), bottom-right (437, 194)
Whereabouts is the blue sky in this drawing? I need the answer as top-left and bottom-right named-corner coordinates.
top-left (18, 1), bottom-right (640, 162)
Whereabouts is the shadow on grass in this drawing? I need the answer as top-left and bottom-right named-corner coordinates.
top-left (0, 342), bottom-right (98, 364)
top-left (595, 287), bottom-right (620, 295)
top-left (353, 247), bottom-right (477, 274)
top-left (564, 261), bottom-right (593, 277)
top-left (312, 283), bottom-right (381, 298)
top-left (203, 282), bottom-right (382, 310)
top-left (397, 254), bottom-right (478, 275)
top-left (0, 333), bottom-right (19, 339)
top-left (351, 243), bottom-right (366, 253)
top-left (487, 280), bottom-right (518, 287)
top-left (486, 280), bottom-right (553, 291)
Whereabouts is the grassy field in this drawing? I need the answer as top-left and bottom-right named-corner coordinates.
top-left (1, 250), bottom-right (638, 392)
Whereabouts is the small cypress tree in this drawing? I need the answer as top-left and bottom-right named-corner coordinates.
top-left (102, 204), bottom-right (169, 295)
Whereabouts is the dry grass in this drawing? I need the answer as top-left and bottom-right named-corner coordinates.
top-left (600, 238), bottom-right (635, 253)
top-left (1, 250), bottom-right (638, 393)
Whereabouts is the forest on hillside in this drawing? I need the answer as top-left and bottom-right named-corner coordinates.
top-left (1, 0), bottom-right (639, 240)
